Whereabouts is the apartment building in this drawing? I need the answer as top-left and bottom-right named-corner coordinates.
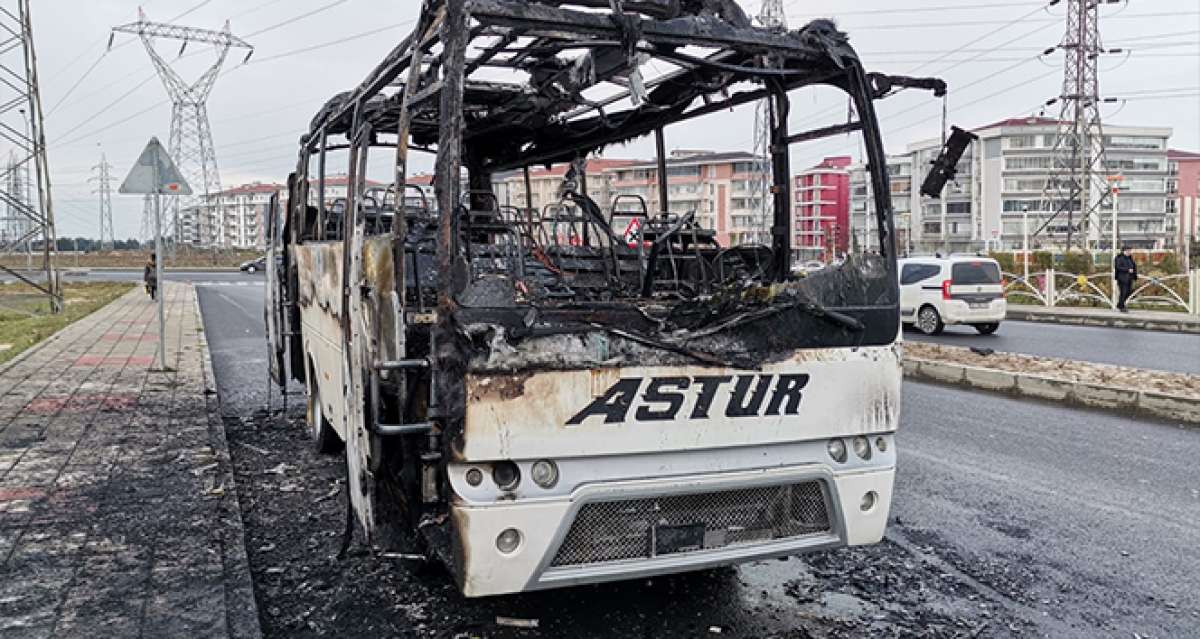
top-left (181, 182), bottom-right (283, 249)
top-left (793, 156), bottom-right (851, 262)
top-left (851, 118), bottom-right (1174, 253)
top-left (492, 159), bottom-right (638, 212)
top-left (601, 150), bottom-right (767, 246)
top-left (220, 182), bottom-right (283, 249)
top-left (308, 173), bottom-right (386, 207)
top-left (848, 155), bottom-right (915, 254)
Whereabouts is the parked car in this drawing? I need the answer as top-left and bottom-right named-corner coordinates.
top-left (240, 256), bottom-right (267, 273)
top-left (898, 255), bottom-right (1006, 335)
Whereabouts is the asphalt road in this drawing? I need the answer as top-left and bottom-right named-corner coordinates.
top-left (905, 320), bottom-right (1200, 374)
top-left (196, 282), bottom-right (1200, 637)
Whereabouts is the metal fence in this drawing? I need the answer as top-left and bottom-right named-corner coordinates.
top-left (1002, 269), bottom-right (1200, 315)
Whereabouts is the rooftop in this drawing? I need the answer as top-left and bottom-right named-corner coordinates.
top-left (1168, 149), bottom-right (1200, 160)
top-left (518, 158), bottom-right (641, 180)
top-left (219, 182), bottom-right (284, 196)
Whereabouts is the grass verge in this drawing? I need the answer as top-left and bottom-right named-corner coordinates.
top-left (0, 281), bottom-right (135, 366)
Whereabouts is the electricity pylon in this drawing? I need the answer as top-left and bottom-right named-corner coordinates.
top-left (0, 0), bottom-right (60, 311)
top-left (3, 152), bottom-right (31, 266)
top-left (91, 153), bottom-right (115, 250)
top-left (140, 194), bottom-right (153, 244)
top-left (751, 0), bottom-right (787, 247)
top-left (111, 10), bottom-right (253, 248)
top-left (1033, 0), bottom-right (1115, 251)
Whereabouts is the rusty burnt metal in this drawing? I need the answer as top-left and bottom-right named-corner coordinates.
top-left (270, 0), bottom-right (947, 561)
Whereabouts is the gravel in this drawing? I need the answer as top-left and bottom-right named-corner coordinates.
top-left (906, 342), bottom-right (1200, 398)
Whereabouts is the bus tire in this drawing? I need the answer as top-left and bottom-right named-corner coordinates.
top-left (307, 383), bottom-right (342, 454)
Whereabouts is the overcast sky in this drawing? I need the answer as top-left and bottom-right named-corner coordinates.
top-left (25, 0), bottom-right (1200, 239)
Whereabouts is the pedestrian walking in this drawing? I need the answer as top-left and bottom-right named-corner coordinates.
top-left (1113, 246), bottom-right (1137, 312)
top-left (143, 252), bottom-right (158, 301)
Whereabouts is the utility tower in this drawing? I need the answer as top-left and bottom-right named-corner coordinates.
top-left (0, 1), bottom-right (59, 310)
top-left (1034, 0), bottom-right (1116, 251)
top-left (111, 10), bottom-right (253, 249)
top-left (91, 154), bottom-right (115, 250)
top-left (140, 195), bottom-right (153, 243)
top-left (3, 152), bottom-right (31, 265)
top-left (751, 0), bottom-right (787, 247)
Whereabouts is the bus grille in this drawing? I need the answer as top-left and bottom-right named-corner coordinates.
top-left (550, 481), bottom-right (830, 568)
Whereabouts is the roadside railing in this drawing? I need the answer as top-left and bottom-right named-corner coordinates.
top-left (1002, 269), bottom-right (1200, 315)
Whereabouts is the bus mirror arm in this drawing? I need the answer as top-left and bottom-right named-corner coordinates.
top-left (920, 126), bottom-right (979, 198)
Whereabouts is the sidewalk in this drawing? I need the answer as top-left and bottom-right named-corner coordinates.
top-left (1008, 304), bottom-right (1200, 334)
top-left (0, 283), bottom-right (259, 638)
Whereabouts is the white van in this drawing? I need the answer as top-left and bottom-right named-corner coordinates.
top-left (898, 255), bottom-right (1006, 335)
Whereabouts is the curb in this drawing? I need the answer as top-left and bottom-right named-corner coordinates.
top-left (191, 284), bottom-right (264, 639)
top-left (1007, 308), bottom-right (1200, 335)
top-left (903, 357), bottom-right (1200, 425)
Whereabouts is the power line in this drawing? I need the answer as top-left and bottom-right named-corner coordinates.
top-left (786, 0), bottom-right (1043, 17)
top-left (49, 75), bottom-right (160, 146)
top-left (49, 19), bottom-right (410, 152)
top-left (45, 54), bottom-right (108, 116)
top-left (49, 0), bottom-right (343, 130)
top-left (837, 10), bottom-right (1199, 31)
top-left (248, 20), bottom-right (412, 64)
top-left (44, 0), bottom-right (219, 110)
top-left (790, 6), bottom-right (1056, 135)
top-left (230, 0), bottom-right (292, 21)
top-left (244, 0), bottom-right (351, 38)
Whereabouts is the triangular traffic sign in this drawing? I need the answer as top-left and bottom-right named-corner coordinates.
top-left (118, 137), bottom-right (193, 195)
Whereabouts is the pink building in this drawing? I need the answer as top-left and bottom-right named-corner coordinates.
top-left (792, 156), bottom-right (851, 262)
top-left (1169, 149), bottom-right (1200, 249)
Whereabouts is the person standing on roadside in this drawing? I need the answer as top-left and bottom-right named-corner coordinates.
top-left (143, 252), bottom-right (158, 301)
top-left (1113, 246), bottom-right (1137, 312)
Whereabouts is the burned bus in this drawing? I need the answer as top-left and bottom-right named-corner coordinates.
top-left (265, 0), bottom-right (951, 597)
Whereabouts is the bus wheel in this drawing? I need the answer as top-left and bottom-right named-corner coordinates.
top-left (307, 384), bottom-right (342, 454)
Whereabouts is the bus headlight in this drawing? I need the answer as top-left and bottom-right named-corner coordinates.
top-left (492, 461), bottom-right (520, 490)
top-left (827, 438), bottom-right (847, 463)
top-left (465, 468), bottom-right (483, 486)
top-left (496, 528), bottom-right (522, 554)
top-left (530, 460), bottom-right (558, 488)
top-left (851, 436), bottom-right (872, 460)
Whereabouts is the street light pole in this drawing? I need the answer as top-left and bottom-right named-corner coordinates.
top-left (1109, 176), bottom-right (1121, 311)
top-left (1022, 205), bottom-right (1029, 281)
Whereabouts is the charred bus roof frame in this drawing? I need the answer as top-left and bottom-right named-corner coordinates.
top-left (293, 0), bottom-right (944, 286)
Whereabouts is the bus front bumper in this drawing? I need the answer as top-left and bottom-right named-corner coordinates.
top-left (448, 463), bottom-right (894, 597)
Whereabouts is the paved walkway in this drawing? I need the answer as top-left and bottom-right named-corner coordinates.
top-left (1008, 304), bottom-right (1200, 334)
top-left (0, 283), bottom-right (259, 638)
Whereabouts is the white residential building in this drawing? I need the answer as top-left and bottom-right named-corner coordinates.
top-left (851, 118), bottom-right (1174, 253)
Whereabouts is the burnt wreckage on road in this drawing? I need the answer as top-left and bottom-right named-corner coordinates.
top-left (266, 0), bottom-right (954, 597)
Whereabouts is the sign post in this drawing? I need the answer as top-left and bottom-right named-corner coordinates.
top-left (118, 137), bottom-right (191, 370)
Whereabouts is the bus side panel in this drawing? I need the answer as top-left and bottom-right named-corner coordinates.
top-left (294, 241), bottom-right (347, 438)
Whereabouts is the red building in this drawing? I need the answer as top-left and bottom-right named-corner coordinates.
top-left (793, 156), bottom-right (851, 262)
